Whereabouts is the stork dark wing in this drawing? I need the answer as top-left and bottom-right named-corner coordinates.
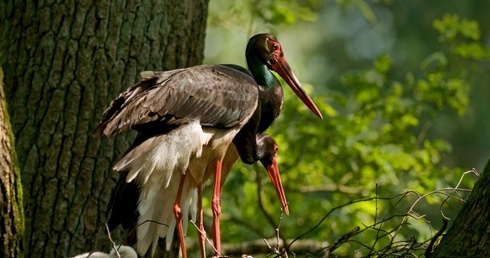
top-left (94, 65), bottom-right (259, 137)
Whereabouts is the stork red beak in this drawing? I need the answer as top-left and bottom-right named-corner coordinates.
top-left (265, 156), bottom-right (289, 215)
top-left (271, 56), bottom-right (323, 119)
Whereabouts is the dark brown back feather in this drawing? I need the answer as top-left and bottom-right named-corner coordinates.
top-left (94, 65), bottom-right (259, 136)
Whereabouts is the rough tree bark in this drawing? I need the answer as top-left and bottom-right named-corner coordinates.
top-left (431, 157), bottom-right (490, 257)
top-left (0, 66), bottom-right (25, 258)
top-left (0, 0), bottom-right (208, 257)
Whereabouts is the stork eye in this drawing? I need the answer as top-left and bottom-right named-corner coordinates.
top-left (267, 38), bottom-right (280, 51)
top-left (270, 42), bottom-right (280, 52)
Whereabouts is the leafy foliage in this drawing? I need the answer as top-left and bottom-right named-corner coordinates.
top-left (208, 0), bottom-right (321, 35)
top-left (200, 1), bottom-right (489, 257)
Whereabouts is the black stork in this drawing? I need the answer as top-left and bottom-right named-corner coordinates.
top-left (204, 34), bottom-right (323, 256)
top-left (193, 133), bottom-right (286, 257)
top-left (96, 33), bottom-right (322, 257)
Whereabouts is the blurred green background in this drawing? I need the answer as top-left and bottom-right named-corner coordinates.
top-left (194, 0), bottom-right (489, 256)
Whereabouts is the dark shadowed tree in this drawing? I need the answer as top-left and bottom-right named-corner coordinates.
top-left (431, 156), bottom-right (490, 257)
top-left (0, 67), bottom-right (24, 258)
top-left (0, 0), bottom-right (208, 257)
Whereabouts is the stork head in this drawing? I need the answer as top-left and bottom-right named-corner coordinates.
top-left (257, 134), bottom-right (289, 215)
top-left (246, 33), bottom-right (323, 119)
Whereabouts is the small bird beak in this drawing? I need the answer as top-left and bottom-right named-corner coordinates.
top-left (265, 156), bottom-right (289, 215)
top-left (270, 55), bottom-right (323, 119)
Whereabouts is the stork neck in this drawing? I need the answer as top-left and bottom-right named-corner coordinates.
top-left (252, 65), bottom-right (277, 89)
top-left (246, 55), bottom-right (277, 90)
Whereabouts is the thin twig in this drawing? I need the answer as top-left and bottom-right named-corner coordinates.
top-left (124, 219), bottom-right (170, 245)
top-left (286, 196), bottom-right (381, 250)
top-left (322, 226), bottom-right (360, 258)
top-left (425, 218), bottom-right (448, 257)
top-left (439, 169), bottom-right (479, 220)
top-left (190, 220), bottom-right (221, 255)
top-left (105, 222), bottom-right (121, 258)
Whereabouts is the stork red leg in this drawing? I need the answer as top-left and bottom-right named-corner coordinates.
top-left (173, 173), bottom-right (187, 258)
top-left (197, 183), bottom-right (206, 257)
top-left (211, 160), bottom-right (223, 257)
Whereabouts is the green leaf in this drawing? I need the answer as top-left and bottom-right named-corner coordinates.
top-left (453, 42), bottom-right (490, 60)
top-left (459, 19), bottom-right (480, 40)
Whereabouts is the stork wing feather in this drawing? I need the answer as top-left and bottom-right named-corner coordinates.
top-left (94, 65), bottom-right (259, 136)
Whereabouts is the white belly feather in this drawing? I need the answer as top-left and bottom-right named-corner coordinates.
top-left (116, 121), bottom-right (240, 256)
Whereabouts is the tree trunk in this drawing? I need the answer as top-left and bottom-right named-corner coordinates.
top-left (0, 0), bottom-right (208, 257)
top-left (431, 157), bottom-right (490, 257)
top-left (0, 66), bottom-right (25, 258)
